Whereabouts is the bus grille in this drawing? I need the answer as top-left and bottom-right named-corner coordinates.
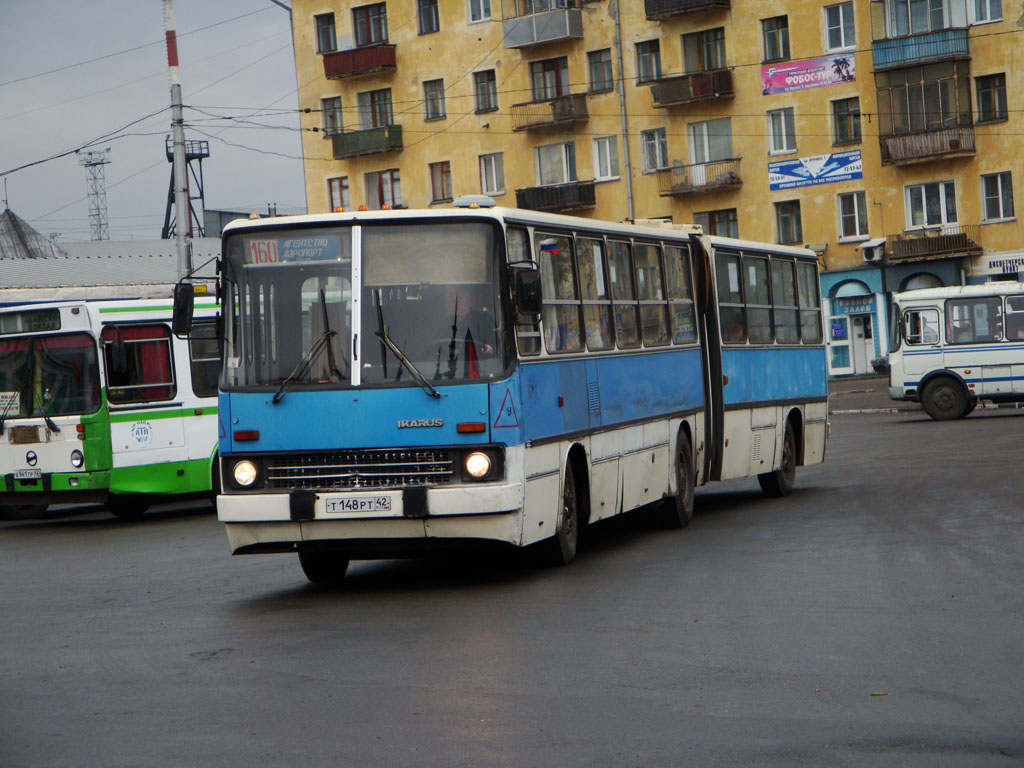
top-left (264, 449), bottom-right (455, 490)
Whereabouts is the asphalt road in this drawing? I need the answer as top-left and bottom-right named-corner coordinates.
top-left (2, 410), bottom-right (1022, 767)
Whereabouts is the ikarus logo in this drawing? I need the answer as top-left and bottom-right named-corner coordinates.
top-left (131, 420), bottom-right (154, 446)
top-left (396, 419), bottom-right (443, 429)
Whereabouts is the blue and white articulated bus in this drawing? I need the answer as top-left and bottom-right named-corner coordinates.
top-left (174, 199), bottom-right (827, 583)
top-left (888, 283), bottom-right (1024, 419)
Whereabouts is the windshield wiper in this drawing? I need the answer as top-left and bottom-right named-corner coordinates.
top-left (272, 289), bottom-right (348, 405)
top-left (374, 325), bottom-right (441, 399)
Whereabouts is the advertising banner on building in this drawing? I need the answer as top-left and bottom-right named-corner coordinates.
top-left (768, 149), bottom-right (862, 190)
top-left (762, 54), bottom-right (855, 95)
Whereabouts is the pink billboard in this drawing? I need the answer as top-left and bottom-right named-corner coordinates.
top-left (762, 54), bottom-right (855, 95)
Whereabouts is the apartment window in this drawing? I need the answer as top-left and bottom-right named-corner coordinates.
top-left (888, 0), bottom-right (946, 35)
top-left (832, 97), bottom-right (861, 143)
top-left (423, 79), bottom-right (446, 120)
top-left (365, 169), bottom-right (401, 210)
top-left (906, 181), bottom-right (957, 228)
top-left (328, 176), bottom-right (350, 212)
top-left (973, 0), bottom-right (1002, 22)
top-left (479, 152), bottom-right (504, 195)
top-left (775, 200), bottom-right (803, 245)
top-left (321, 97), bottom-right (343, 137)
top-left (694, 209), bottom-right (738, 238)
top-left (530, 57), bottom-right (570, 101)
top-left (357, 88), bottom-right (393, 129)
top-left (768, 107), bottom-right (796, 153)
top-left (315, 13), bottom-right (336, 53)
top-left (535, 142), bottom-right (577, 186)
top-left (824, 2), bottom-right (855, 51)
top-left (474, 70), bottom-right (497, 112)
top-left (976, 74), bottom-right (1007, 122)
top-left (641, 128), bottom-right (668, 173)
top-left (876, 61), bottom-right (971, 136)
top-left (762, 16), bottom-right (790, 62)
top-left (429, 161), bottom-right (453, 203)
top-left (689, 117), bottom-right (733, 166)
top-left (592, 136), bottom-right (619, 181)
top-left (588, 49), bottom-right (614, 93)
top-left (468, 0), bottom-right (491, 23)
top-left (982, 172), bottom-right (1014, 221)
top-left (682, 28), bottom-right (726, 73)
top-left (353, 3), bottom-right (388, 47)
top-left (418, 0), bottom-right (439, 34)
top-left (838, 191), bottom-right (868, 238)
top-left (636, 40), bottom-right (662, 83)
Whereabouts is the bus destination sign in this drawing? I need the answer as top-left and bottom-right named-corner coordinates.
top-left (246, 236), bottom-right (347, 265)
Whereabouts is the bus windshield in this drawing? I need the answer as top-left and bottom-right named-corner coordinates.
top-left (0, 333), bottom-right (101, 418)
top-left (221, 220), bottom-right (509, 389)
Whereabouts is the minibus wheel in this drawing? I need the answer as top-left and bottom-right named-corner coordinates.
top-left (658, 430), bottom-right (694, 528)
top-left (298, 550), bottom-right (350, 585)
top-left (921, 376), bottom-right (967, 420)
top-left (758, 421), bottom-right (796, 498)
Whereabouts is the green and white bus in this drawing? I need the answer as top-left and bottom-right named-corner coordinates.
top-left (0, 295), bottom-right (220, 517)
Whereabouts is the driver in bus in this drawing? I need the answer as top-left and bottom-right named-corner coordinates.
top-left (438, 286), bottom-right (498, 378)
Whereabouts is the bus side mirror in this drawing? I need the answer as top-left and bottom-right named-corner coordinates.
top-left (172, 282), bottom-right (195, 337)
top-left (514, 267), bottom-right (542, 317)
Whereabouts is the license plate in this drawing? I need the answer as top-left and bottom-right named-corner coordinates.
top-left (14, 469), bottom-right (41, 479)
top-left (324, 495), bottom-right (392, 514)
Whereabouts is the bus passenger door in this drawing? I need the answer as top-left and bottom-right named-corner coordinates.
top-left (694, 236), bottom-right (723, 482)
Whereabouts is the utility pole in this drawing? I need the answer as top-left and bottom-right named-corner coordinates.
top-left (77, 148), bottom-right (111, 241)
top-left (163, 0), bottom-right (191, 280)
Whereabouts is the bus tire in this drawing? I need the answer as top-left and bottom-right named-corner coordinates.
top-left (959, 397), bottom-right (978, 418)
top-left (658, 430), bottom-right (694, 529)
top-left (544, 462), bottom-right (579, 566)
top-left (921, 376), bottom-right (968, 420)
top-left (298, 551), bottom-right (350, 585)
top-left (758, 421), bottom-right (796, 498)
top-left (107, 495), bottom-right (149, 520)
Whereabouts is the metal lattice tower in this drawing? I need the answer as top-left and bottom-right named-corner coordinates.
top-left (161, 137), bottom-right (209, 239)
top-left (78, 148), bottom-right (111, 241)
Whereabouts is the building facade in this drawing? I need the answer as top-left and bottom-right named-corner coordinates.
top-left (291, 0), bottom-right (1021, 376)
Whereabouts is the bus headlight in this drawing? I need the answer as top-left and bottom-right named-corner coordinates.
top-left (70, 449), bottom-right (84, 468)
top-left (465, 452), bottom-right (492, 479)
top-left (233, 460), bottom-right (258, 487)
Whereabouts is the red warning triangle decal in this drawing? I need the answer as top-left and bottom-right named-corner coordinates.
top-left (493, 387), bottom-right (519, 428)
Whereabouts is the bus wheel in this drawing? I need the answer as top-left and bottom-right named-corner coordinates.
top-left (298, 550), bottom-right (350, 585)
top-left (544, 462), bottom-right (579, 566)
top-left (658, 431), bottom-right (694, 529)
top-left (107, 495), bottom-right (149, 520)
top-left (921, 377), bottom-right (967, 420)
top-left (758, 421), bottom-right (796, 498)
top-left (959, 397), bottom-right (978, 418)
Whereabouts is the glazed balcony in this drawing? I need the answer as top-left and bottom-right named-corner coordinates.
top-left (879, 125), bottom-right (975, 165)
top-left (332, 125), bottom-right (403, 159)
top-left (651, 69), bottom-right (733, 108)
top-left (657, 159), bottom-right (742, 196)
top-left (501, 0), bottom-right (583, 49)
top-left (516, 180), bottom-right (596, 212)
top-left (510, 93), bottom-right (588, 131)
top-left (323, 43), bottom-right (397, 79)
top-left (645, 0), bottom-right (731, 20)
top-left (872, 28), bottom-right (969, 69)
top-left (887, 224), bottom-right (982, 262)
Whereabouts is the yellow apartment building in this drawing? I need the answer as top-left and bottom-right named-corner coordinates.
top-left (290, 0), bottom-right (1021, 375)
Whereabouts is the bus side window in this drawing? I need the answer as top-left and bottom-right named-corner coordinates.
top-left (771, 259), bottom-right (799, 344)
top-left (101, 324), bottom-right (177, 404)
top-left (189, 321), bottom-right (221, 398)
top-left (905, 309), bottom-right (939, 345)
top-left (576, 237), bottom-right (614, 351)
top-left (509, 227), bottom-right (541, 356)
top-left (608, 240), bottom-right (640, 349)
top-left (1005, 296), bottom-right (1024, 340)
top-left (742, 254), bottom-right (772, 344)
top-left (796, 261), bottom-right (823, 343)
top-left (536, 233), bottom-right (583, 354)
top-left (663, 245), bottom-right (696, 344)
top-left (633, 242), bottom-right (670, 346)
top-left (947, 297), bottom-right (1002, 344)
top-left (715, 250), bottom-right (745, 344)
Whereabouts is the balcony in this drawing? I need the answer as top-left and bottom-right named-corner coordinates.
top-left (516, 180), bottom-right (596, 212)
top-left (887, 225), bottom-right (983, 262)
top-left (871, 28), bottom-right (968, 69)
top-left (645, 0), bottom-right (731, 19)
top-left (657, 159), bottom-right (742, 196)
top-left (879, 125), bottom-right (974, 165)
top-left (323, 43), bottom-right (397, 79)
top-left (510, 93), bottom-right (588, 131)
top-left (332, 125), bottom-right (403, 159)
top-left (501, 0), bottom-right (583, 49)
top-left (651, 70), bottom-right (733, 108)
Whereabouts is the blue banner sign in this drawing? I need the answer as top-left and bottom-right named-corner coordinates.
top-left (769, 150), bottom-right (862, 191)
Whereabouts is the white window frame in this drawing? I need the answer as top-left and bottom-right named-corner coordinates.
top-left (321, 96), bottom-right (343, 137)
top-left (824, 2), bottom-right (855, 51)
top-left (468, 0), bottom-right (491, 23)
top-left (981, 172), bottom-right (1014, 222)
top-left (479, 152), bottom-right (505, 196)
top-left (837, 191), bottom-right (869, 240)
top-left (534, 142), bottom-right (577, 186)
top-left (905, 180), bottom-right (957, 229)
top-left (327, 176), bottom-right (350, 212)
top-left (971, 0), bottom-right (1002, 23)
top-left (592, 136), bottom-right (619, 181)
top-left (640, 127), bottom-right (668, 173)
top-left (767, 107), bottom-right (796, 154)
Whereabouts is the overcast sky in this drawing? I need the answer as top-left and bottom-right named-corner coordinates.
top-left (0, 0), bottom-right (305, 243)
